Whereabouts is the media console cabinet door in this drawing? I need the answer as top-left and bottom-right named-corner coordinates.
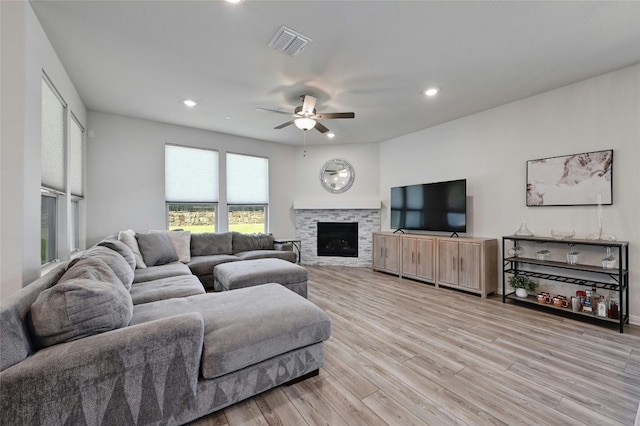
top-left (373, 233), bottom-right (399, 274)
top-left (458, 242), bottom-right (482, 290)
top-left (417, 238), bottom-right (435, 281)
top-left (437, 240), bottom-right (459, 286)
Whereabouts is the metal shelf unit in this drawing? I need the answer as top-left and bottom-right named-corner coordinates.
top-left (502, 235), bottom-right (629, 333)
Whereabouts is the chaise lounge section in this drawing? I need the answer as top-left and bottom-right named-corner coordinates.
top-left (0, 232), bottom-right (331, 425)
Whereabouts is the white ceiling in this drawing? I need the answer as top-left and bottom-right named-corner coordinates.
top-left (30, 0), bottom-right (640, 146)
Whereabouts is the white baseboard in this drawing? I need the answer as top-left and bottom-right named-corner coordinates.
top-left (629, 314), bottom-right (640, 326)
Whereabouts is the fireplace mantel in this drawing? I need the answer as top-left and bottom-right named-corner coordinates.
top-left (294, 200), bottom-right (380, 210)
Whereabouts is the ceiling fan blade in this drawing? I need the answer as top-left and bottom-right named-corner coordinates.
top-left (301, 95), bottom-right (317, 115)
top-left (315, 112), bottom-right (355, 119)
top-left (257, 107), bottom-right (292, 115)
top-left (314, 121), bottom-right (330, 133)
top-left (274, 120), bottom-right (295, 129)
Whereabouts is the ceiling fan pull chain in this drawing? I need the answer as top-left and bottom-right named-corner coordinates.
top-left (303, 130), bottom-right (307, 157)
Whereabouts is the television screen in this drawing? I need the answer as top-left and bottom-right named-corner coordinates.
top-left (390, 179), bottom-right (466, 233)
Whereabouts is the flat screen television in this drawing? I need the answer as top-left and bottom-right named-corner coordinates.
top-left (390, 179), bottom-right (467, 233)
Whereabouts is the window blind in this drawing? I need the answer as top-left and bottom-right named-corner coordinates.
top-left (165, 145), bottom-right (218, 202)
top-left (41, 77), bottom-right (66, 192)
top-left (227, 153), bottom-right (269, 204)
top-left (70, 114), bottom-right (84, 197)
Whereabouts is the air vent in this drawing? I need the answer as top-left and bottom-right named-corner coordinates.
top-left (268, 26), bottom-right (312, 57)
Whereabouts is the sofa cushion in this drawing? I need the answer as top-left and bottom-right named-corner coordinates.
top-left (82, 246), bottom-right (134, 290)
top-left (29, 262), bottom-right (133, 348)
top-left (0, 265), bottom-right (67, 371)
top-left (136, 232), bottom-right (179, 267)
top-left (186, 254), bottom-right (240, 277)
top-left (132, 261), bottom-right (192, 284)
top-left (130, 284), bottom-right (331, 379)
top-left (190, 232), bottom-right (233, 256)
top-left (118, 229), bottom-right (147, 269)
top-left (97, 237), bottom-right (136, 271)
top-left (150, 230), bottom-right (191, 263)
top-left (234, 249), bottom-right (297, 263)
top-left (129, 275), bottom-right (205, 305)
top-left (231, 232), bottom-right (274, 254)
top-left (61, 257), bottom-right (123, 287)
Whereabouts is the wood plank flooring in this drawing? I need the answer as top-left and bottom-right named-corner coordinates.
top-left (190, 266), bottom-right (640, 426)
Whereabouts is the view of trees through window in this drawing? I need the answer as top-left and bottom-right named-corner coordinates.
top-left (168, 203), bottom-right (216, 233)
top-left (228, 205), bottom-right (266, 234)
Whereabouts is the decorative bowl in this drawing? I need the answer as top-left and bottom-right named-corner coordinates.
top-left (551, 230), bottom-right (575, 240)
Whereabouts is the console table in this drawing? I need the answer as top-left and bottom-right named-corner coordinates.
top-left (274, 238), bottom-right (302, 264)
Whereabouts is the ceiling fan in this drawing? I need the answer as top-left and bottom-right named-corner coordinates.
top-left (257, 95), bottom-right (355, 133)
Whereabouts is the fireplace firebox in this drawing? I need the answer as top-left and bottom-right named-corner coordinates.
top-left (317, 222), bottom-right (358, 257)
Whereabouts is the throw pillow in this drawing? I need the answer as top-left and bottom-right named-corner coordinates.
top-left (29, 263), bottom-right (133, 348)
top-left (82, 246), bottom-right (134, 290)
top-left (118, 229), bottom-right (147, 269)
top-left (232, 232), bottom-right (274, 253)
top-left (149, 230), bottom-right (191, 263)
top-left (190, 232), bottom-right (233, 256)
top-left (97, 237), bottom-right (136, 272)
top-left (135, 232), bottom-right (179, 267)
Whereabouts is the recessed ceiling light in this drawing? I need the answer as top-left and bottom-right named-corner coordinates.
top-left (225, 115), bottom-right (232, 120)
top-left (184, 99), bottom-right (197, 108)
top-left (225, 0), bottom-right (244, 3)
top-left (327, 133), bottom-right (336, 139)
top-left (424, 88), bottom-right (439, 97)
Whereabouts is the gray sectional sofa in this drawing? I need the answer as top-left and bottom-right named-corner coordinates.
top-left (0, 232), bottom-right (331, 425)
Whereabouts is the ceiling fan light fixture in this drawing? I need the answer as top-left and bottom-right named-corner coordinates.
top-left (294, 117), bottom-right (316, 130)
top-left (424, 88), bottom-right (439, 97)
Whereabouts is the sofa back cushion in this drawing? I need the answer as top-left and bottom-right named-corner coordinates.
top-left (29, 258), bottom-right (133, 349)
top-left (82, 246), bottom-right (134, 290)
top-left (231, 232), bottom-right (274, 254)
top-left (149, 230), bottom-right (191, 263)
top-left (0, 264), bottom-right (67, 371)
top-left (190, 232), bottom-right (233, 256)
top-left (97, 237), bottom-right (136, 271)
top-left (135, 232), bottom-right (179, 267)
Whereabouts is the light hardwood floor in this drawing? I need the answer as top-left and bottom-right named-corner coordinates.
top-left (191, 266), bottom-right (640, 426)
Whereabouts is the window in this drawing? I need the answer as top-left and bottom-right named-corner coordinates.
top-left (69, 115), bottom-right (83, 252)
top-left (41, 193), bottom-right (57, 264)
top-left (70, 200), bottom-right (80, 252)
top-left (227, 153), bottom-right (268, 233)
top-left (165, 145), bottom-right (218, 233)
top-left (41, 75), bottom-right (66, 264)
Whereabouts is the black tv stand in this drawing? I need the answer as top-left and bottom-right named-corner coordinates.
top-left (450, 232), bottom-right (459, 238)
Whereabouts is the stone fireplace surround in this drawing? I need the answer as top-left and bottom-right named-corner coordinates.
top-left (294, 207), bottom-right (381, 267)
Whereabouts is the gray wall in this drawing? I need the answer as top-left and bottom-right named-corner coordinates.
top-left (1, 2), bottom-right (86, 297)
top-left (379, 64), bottom-right (640, 322)
top-left (85, 111), bottom-right (298, 245)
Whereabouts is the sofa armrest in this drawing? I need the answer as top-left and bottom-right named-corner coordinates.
top-left (1, 313), bottom-right (204, 425)
top-left (274, 243), bottom-right (293, 251)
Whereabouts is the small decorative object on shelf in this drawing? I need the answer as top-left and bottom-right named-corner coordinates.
top-left (602, 247), bottom-right (617, 269)
top-left (566, 246), bottom-right (581, 265)
top-left (514, 217), bottom-right (533, 236)
top-left (508, 274), bottom-right (537, 297)
top-left (586, 194), bottom-right (617, 241)
top-left (551, 230), bottom-right (575, 240)
top-left (507, 243), bottom-right (522, 257)
top-left (536, 249), bottom-right (550, 260)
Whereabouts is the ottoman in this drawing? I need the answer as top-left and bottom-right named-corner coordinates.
top-left (213, 258), bottom-right (308, 297)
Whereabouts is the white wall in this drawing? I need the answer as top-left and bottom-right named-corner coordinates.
top-left (294, 142), bottom-right (380, 206)
top-left (0, 2), bottom-right (86, 298)
top-left (380, 64), bottom-right (640, 321)
top-left (86, 111), bottom-right (298, 245)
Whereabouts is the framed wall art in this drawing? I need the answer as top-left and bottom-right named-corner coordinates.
top-left (526, 149), bottom-right (613, 206)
